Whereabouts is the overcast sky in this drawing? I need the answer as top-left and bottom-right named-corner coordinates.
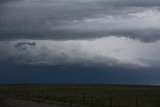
top-left (0, 0), bottom-right (160, 84)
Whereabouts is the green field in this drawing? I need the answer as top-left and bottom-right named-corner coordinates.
top-left (0, 84), bottom-right (160, 107)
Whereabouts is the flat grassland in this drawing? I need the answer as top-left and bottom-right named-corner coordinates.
top-left (0, 84), bottom-right (160, 107)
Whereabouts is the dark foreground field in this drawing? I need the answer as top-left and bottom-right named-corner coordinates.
top-left (0, 98), bottom-right (71, 107)
top-left (0, 84), bottom-right (160, 107)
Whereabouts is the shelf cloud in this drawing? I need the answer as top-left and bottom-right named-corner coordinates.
top-left (1, 0), bottom-right (160, 84)
top-left (0, 0), bottom-right (160, 42)
top-left (0, 0), bottom-right (160, 68)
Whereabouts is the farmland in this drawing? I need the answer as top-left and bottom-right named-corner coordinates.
top-left (0, 84), bottom-right (160, 107)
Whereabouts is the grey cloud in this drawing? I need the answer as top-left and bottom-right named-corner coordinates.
top-left (0, 40), bottom-right (150, 68)
top-left (15, 42), bottom-right (36, 47)
top-left (0, 0), bottom-right (20, 4)
top-left (15, 42), bottom-right (36, 50)
top-left (0, 0), bottom-right (160, 42)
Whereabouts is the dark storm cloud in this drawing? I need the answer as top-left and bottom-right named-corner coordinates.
top-left (15, 42), bottom-right (36, 50)
top-left (0, 0), bottom-right (20, 3)
top-left (0, 62), bottom-right (159, 84)
top-left (15, 42), bottom-right (36, 47)
top-left (0, 0), bottom-right (160, 42)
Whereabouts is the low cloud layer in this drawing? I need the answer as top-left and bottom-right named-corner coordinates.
top-left (1, 37), bottom-right (160, 68)
top-left (0, 0), bottom-right (160, 42)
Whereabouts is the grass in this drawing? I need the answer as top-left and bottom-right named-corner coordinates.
top-left (0, 84), bottom-right (160, 107)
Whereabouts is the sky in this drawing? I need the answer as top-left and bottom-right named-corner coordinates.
top-left (0, 0), bottom-right (160, 85)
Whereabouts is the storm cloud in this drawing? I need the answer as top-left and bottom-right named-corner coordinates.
top-left (1, 37), bottom-right (160, 68)
top-left (0, 0), bottom-right (160, 42)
